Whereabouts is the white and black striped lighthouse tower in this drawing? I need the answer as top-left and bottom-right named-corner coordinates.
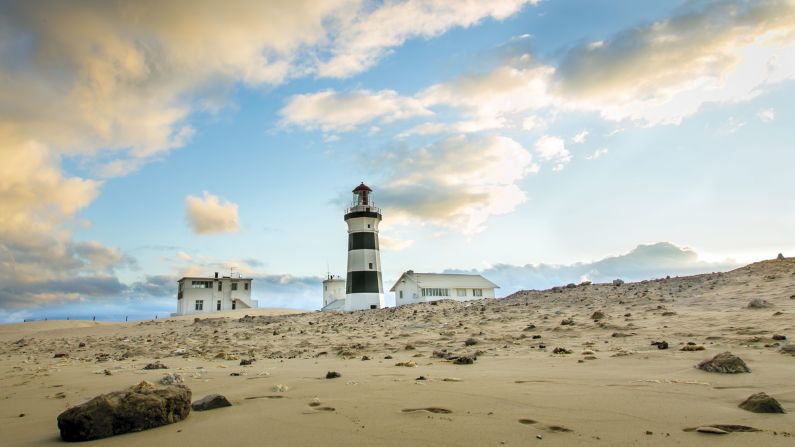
top-left (344, 182), bottom-right (384, 311)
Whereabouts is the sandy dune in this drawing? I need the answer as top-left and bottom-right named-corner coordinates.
top-left (1, 258), bottom-right (793, 446)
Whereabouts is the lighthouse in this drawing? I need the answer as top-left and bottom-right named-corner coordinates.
top-left (344, 182), bottom-right (384, 311)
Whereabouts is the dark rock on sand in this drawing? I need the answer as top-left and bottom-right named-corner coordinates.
top-left (591, 311), bottom-right (605, 321)
top-left (772, 334), bottom-right (786, 341)
top-left (651, 341), bottom-right (669, 350)
top-left (453, 355), bottom-right (475, 365)
top-left (738, 392), bottom-right (786, 414)
top-left (747, 298), bottom-right (772, 309)
top-left (57, 381), bottom-right (190, 441)
top-left (780, 345), bottom-right (795, 355)
top-left (325, 371), bottom-right (341, 379)
top-left (54, 353), bottom-right (68, 358)
top-left (191, 394), bottom-right (231, 411)
top-left (143, 361), bottom-right (168, 370)
top-left (696, 352), bottom-right (750, 373)
top-left (464, 338), bottom-right (479, 346)
top-left (239, 358), bottom-right (254, 366)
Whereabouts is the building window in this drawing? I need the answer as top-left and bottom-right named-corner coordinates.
top-left (368, 262), bottom-right (373, 269)
top-left (244, 282), bottom-right (249, 291)
top-left (216, 300), bottom-right (221, 310)
top-left (218, 282), bottom-right (222, 291)
top-left (324, 285), bottom-right (327, 291)
top-left (399, 290), bottom-right (403, 299)
top-left (178, 291), bottom-right (183, 300)
top-left (232, 301), bottom-right (236, 310)
top-left (422, 288), bottom-right (449, 297)
top-left (456, 288), bottom-right (467, 297)
top-left (232, 283), bottom-right (238, 291)
top-left (191, 281), bottom-right (212, 288)
top-left (195, 300), bottom-right (204, 310)
top-left (473, 288), bottom-right (483, 297)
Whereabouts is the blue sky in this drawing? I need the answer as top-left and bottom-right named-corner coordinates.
top-left (1, 0), bottom-right (793, 322)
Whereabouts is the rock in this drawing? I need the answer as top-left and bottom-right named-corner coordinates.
top-left (777, 253), bottom-right (785, 260)
top-left (54, 353), bottom-right (69, 358)
top-left (523, 324), bottom-right (536, 331)
top-left (696, 426), bottom-right (728, 435)
top-left (464, 338), bottom-right (479, 346)
top-left (747, 298), bottom-right (772, 309)
top-left (772, 334), bottom-right (786, 341)
top-left (143, 361), bottom-right (168, 370)
top-left (681, 345), bottom-right (705, 351)
top-left (613, 279), bottom-right (625, 286)
top-left (325, 371), bottom-right (341, 379)
top-left (651, 341), bottom-right (669, 350)
top-left (239, 358), bottom-right (254, 366)
top-left (78, 342), bottom-right (86, 348)
top-left (738, 392), bottom-right (786, 414)
top-left (565, 283), bottom-right (577, 289)
top-left (361, 355), bottom-right (371, 361)
top-left (560, 318), bottom-right (574, 326)
top-left (395, 361), bottom-right (417, 367)
top-left (552, 347), bottom-right (572, 354)
top-left (191, 394), bottom-right (231, 411)
top-left (696, 352), bottom-right (750, 373)
top-left (159, 373), bottom-right (183, 385)
top-left (453, 356), bottom-right (475, 365)
top-left (590, 311), bottom-right (605, 321)
top-left (57, 381), bottom-right (190, 441)
top-left (780, 345), bottom-right (795, 355)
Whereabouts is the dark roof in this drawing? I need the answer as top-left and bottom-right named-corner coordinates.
top-left (352, 182), bottom-right (372, 193)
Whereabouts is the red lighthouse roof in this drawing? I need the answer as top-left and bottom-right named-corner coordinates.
top-left (352, 182), bottom-right (372, 193)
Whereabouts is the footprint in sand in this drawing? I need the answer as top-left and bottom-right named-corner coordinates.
top-left (402, 407), bottom-right (453, 414)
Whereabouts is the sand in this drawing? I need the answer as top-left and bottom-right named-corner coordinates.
top-left (1, 259), bottom-right (794, 446)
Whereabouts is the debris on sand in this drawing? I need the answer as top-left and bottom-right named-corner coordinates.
top-left (738, 392), bottom-right (786, 413)
top-left (651, 341), bottom-right (668, 350)
top-left (747, 298), bottom-right (772, 309)
top-left (696, 352), bottom-right (750, 373)
top-left (395, 361), bottom-right (417, 367)
top-left (143, 361), bottom-right (168, 370)
top-left (159, 373), bottom-right (183, 385)
top-left (57, 381), bottom-right (190, 441)
top-left (191, 394), bottom-right (232, 411)
top-left (453, 355), bottom-right (475, 365)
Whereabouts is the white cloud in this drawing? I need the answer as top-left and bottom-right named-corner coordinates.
top-left (378, 135), bottom-right (538, 234)
top-left (317, 0), bottom-right (534, 77)
top-left (758, 108), bottom-right (776, 122)
top-left (521, 115), bottom-right (549, 131)
top-left (534, 135), bottom-right (571, 171)
top-left (585, 148), bottom-right (608, 160)
top-left (185, 192), bottom-right (241, 235)
top-left (281, 89), bottom-right (431, 132)
top-left (572, 129), bottom-right (589, 144)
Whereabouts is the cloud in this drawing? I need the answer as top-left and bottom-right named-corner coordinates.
top-left (280, 89), bottom-right (431, 132)
top-left (572, 129), bottom-right (589, 144)
top-left (758, 108), bottom-right (776, 122)
top-left (316, 0), bottom-right (534, 77)
top-left (185, 192), bottom-right (240, 235)
top-left (534, 135), bottom-right (571, 171)
top-left (449, 242), bottom-right (741, 297)
top-left (377, 135), bottom-right (538, 234)
top-left (584, 148), bottom-right (608, 160)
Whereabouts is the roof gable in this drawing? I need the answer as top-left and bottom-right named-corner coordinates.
top-left (389, 272), bottom-right (498, 291)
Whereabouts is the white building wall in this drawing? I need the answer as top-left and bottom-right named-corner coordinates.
top-left (394, 280), bottom-right (496, 306)
top-left (323, 279), bottom-right (346, 307)
top-left (177, 277), bottom-right (256, 316)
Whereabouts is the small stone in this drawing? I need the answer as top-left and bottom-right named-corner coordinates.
top-left (696, 352), bottom-right (750, 373)
top-left (772, 335), bottom-right (786, 341)
top-left (780, 345), bottom-right (795, 355)
top-left (361, 355), bottom-right (371, 361)
top-left (53, 353), bottom-right (68, 358)
top-left (464, 338), bottom-right (479, 346)
top-left (696, 426), bottom-right (728, 434)
top-left (78, 342), bottom-right (86, 348)
top-left (552, 347), bottom-right (572, 354)
top-left (325, 371), bottom-right (341, 379)
top-left (590, 311), bottom-right (605, 321)
top-left (415, 376), bottom-right (427, 381)
top-left (681, 345), bottom-right (705, 351)
top-left (561, 318), bottom-right (574, 326)
top-left (747, 298), bottom-right (772, 309)
top-left (738, 392), bottom-right (786, 413)
top-left (143, 361), bottom-right (168, 370)
top-left (453, 356), bottom-right (475, 365)
top-left (160, 373), bottom-right (183, 385)
top-left (239, 359), bottom-right (254, 366)
top-left (651, 341), bottom-right (669, 350)
top-left (191, 394), bottom-right (231, 411)
top-left (271, 384), bottom-right (289, 392)
top-left (395, 361), bottom-right (417, 367)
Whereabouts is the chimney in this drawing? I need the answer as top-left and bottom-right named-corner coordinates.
top-left (214, 272), bottom-right (218, 279)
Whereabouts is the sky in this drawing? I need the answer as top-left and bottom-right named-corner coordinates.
top-left (1, 0), bottom-right (793, 322)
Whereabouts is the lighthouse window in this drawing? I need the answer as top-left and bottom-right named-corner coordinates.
top-left (367, 224), bottom-right (371, 228)
top-left (369, 262), bottom-right (373, 269)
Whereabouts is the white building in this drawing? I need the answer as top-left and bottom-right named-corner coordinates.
top-left (175, 273), bottom-right (257, 316)
top-left (322, 275), bottom-right (346, 311)
top-left (390, 271), bottom-right (499, 306)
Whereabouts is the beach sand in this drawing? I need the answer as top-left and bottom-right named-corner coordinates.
top-left (1, 259), bottom-right (793, 446)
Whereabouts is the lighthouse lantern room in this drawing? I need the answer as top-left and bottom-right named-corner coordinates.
top-left (343, 182), bottom-right (384, 310)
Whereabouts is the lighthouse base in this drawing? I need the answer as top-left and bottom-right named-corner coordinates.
top-left (345, 293), bottom-right (384, 311)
